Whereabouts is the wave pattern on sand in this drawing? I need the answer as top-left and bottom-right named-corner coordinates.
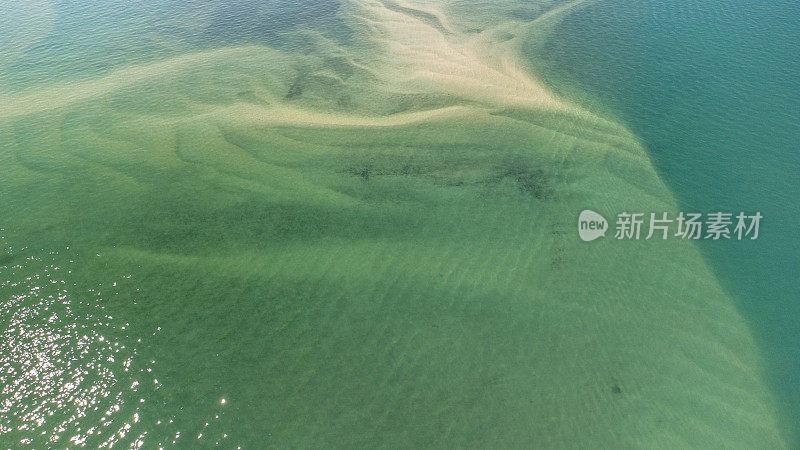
top-left (0, 0), bottom-right (787, 447)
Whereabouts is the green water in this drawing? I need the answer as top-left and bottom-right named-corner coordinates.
top-left (1, 0), bottom-right (796, 447)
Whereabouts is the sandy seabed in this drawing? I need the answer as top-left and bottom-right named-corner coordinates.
top-left (0, 0), bottom-right (787, 447)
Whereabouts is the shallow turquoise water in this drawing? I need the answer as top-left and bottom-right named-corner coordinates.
top-left (529, 0), bottom-right (800, 442)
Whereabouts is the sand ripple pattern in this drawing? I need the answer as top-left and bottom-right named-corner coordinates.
top-left (0, 0), bottom-right (787, 447)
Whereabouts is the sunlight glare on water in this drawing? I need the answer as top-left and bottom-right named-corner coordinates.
top-left (0, 230), bottom-right (234, 447)
top-left (0, 233), bottom-right (143, 447)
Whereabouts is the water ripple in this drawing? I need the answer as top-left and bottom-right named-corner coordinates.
top-left (0, 233), bottom-right (146, 447)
